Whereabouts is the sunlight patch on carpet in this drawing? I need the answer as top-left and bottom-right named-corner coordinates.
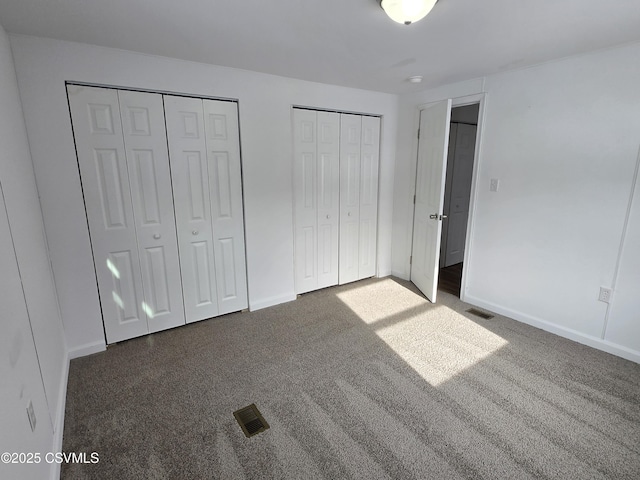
top-left (336, 278), bottom-right (428, 324)
top-left (336, 279), bottom-right (508, 387)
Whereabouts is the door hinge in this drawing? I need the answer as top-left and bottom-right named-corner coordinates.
top-left (413, 194), bottom-right (416, 204)
top-left (409, 255), bottom-right (412, 265)
top-left (417, 129), bottom-right (420, 139)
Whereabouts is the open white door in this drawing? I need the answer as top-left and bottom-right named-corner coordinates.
top-left (410, 99), bottom-right (452, 302)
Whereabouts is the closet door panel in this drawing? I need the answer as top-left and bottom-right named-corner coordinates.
top-left (118, 90), bottom-right (185, 333)
top-left (358, 116), bottom-right (380, 279)
top-left (203, 100), bottom-right (248, 313)
top-left (67, 85), bottom-right (148, 343)
top-left (339, 114), bottom-right (361, 285)
top-left (293, 109), bottom-right (318, 294)
top-left (316, 111), bottom-right (340, 289)
top-left (164, 96), bottom-right (219, 323)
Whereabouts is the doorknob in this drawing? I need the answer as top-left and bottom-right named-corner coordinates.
top-left (441, 214), bottom-right (448, 220)
top-left (429, 214), bottom-right (438, 219)
top-left (192, 230), bottom-right (199, 236)
top-left (153, 234), bottom-right (161, 240)
top-left (326, 215), bottom-right (330, 219)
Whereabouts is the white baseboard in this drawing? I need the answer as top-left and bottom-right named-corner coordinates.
top-left (68, 340), bottom-right (106, 359)
top-left (464, 294), bottom-right (640, 364)
top-left (49, 350), bottom-right (69, 480)
top-left (249, 292), bottom-right (296, 311)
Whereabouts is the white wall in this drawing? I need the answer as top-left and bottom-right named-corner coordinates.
top-left (0, 25), bottom-right (67, 480)
top-left (606, 159), bottom-right (640, 352)
top-left (9, 35), bottom-right (398, 355)
top-left (392, 43), bottom-right (640, 362)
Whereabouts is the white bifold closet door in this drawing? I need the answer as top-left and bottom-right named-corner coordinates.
top-left (68, 85), bottom-right (185, 343)
top-left (293, 109), bottom-right (380, 293)
top-left (164, 96), bottom-right (248, 322)
top-left (293, 109), bottom-right (340, 294)
top-left (339, 114), bottom-right (380, 285)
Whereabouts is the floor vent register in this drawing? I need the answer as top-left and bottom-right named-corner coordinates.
top-left (233, 404), bottom-right (270, 438)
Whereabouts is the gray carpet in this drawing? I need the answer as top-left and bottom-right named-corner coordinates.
top-left (62, 277), bottom-right (640, 479)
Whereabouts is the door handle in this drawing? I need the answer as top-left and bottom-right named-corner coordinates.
top-left (153, 234), bottom-right (161, 240)
top-left (429, 214), bottom-right (438, 219)
top-left (192, 230), bottom-right (199, 236)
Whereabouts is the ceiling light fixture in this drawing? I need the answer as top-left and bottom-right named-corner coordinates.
top-left (380, 0), bottom-right (438, 25)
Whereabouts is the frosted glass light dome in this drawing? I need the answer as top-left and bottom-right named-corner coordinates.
top-left (381, 0), bottom-right (438, 25)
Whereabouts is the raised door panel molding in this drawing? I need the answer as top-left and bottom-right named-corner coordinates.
top-left (293, 109), bottom-right (318, 294)
top-left (358, 116), bottom-right (380, 279)
top-left (316, 111), bottom-right (340, 289)
top-left (118, 90), bottom-right (185, 333)
top-left (203, 99), bottom-right (248, 314)
top-left (164, 95), bottom-right (220, 323)
top-left (339, 114), bottom-right (362, 285)
top-left (67, 85), bottom-right (148, 343)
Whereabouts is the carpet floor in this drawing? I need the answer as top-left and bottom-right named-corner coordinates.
top-left (62, 277), bottom-right (640, 479)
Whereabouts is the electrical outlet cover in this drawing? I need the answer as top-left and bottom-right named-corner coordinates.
top-left (598, 287), bottom-right (612, 303)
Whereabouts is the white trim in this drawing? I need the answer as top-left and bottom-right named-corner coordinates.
top-left (456, 93), bottom-right (487, 303)
top-left (409, 92), bottom-right (487, 301)
top-left (465, 294), bottom-right (640, 364)
top-left (68, 340), bottom-right (106, 359)
top-left (49, 350), bottom-right (69, 480)
top-left (602, 146), bottom-right (640, 338)
top-left (249, 293), bottom-right (296, 311)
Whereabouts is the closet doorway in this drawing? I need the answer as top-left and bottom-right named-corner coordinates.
top-left (292, 108), bottom-right (381, 295)
top-left (438, 103), bottom-right (479, 298)
top-left (67, 85), bottom-right (249, 344)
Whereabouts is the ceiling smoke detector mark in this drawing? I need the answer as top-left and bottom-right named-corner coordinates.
top-left (407, 75), bottom-right (423, 84)
top-left (233, 404), bottom-right (270, 438)
top-left (466, 308), bottom-right (494, 320)
top-left (391, 57), bottom-right (417, 68)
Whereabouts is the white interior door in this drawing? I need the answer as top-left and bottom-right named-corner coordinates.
top-left (68, 85), bottom-right (149, 343)
top-left (164, 95), bottom-right (220, 323)
top-left (203, 99), bottom-right (248, 314)
top-left (293, 109), bottom-right (319, 293)
top-left (293, 109), bottom-right (340, 294)
top-left (339, 114), bottom-right (362, 285)
top-left (410, 99), bottom-right (452, 302)
top-left (315, 111), bottom-right (340, 289)
top-left (444, 123), bottom-right (476, 266)
top-left (118, 90), bottom-right (185, 333)
top-left (358, 115), bottom-right (380, 279)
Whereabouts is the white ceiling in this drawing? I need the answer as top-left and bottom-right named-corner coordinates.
top-left (1, 0), bottom-right (640, 94)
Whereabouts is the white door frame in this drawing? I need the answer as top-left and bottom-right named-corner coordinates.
top-left (410, 93), bottom-right (487, 303)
